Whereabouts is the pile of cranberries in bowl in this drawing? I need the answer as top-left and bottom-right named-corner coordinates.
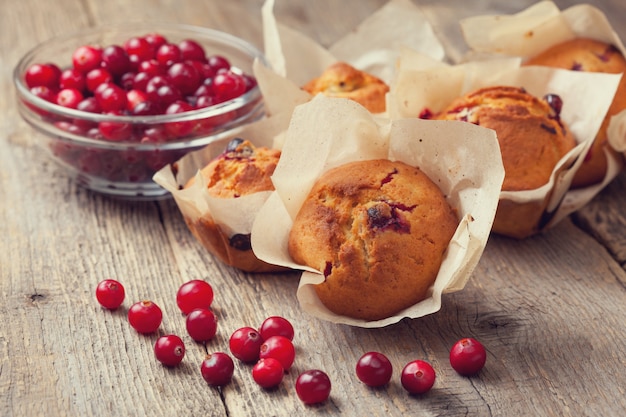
top-left (13, 24), bottom-right (266, 200)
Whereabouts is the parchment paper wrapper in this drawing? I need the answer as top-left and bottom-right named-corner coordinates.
top-left (254, 0), bottom-right (445, 121)
top-left (388, 46), bottom-right (621, 238)
top-left (250, 95), bottom-right (505, 328)
top-left (459, 1), bottom-right (626, 185)
top-left (152, 112), bottom-right (291, 272)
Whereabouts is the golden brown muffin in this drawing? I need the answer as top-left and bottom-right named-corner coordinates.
top-left (525, 38), bottom-right (626, 188)
top-left (288, 159), bottom-right (458, 321)
top-left (183, 138), bottom-right (284, 272)
top-left (302, 62), bottom-right (389, 113)
top-left (434, 86), bottom-right (577, 192)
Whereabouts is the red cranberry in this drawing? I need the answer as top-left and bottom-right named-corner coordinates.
top-left (355, 352), bottom-right (393, 387)
top-left (29, 86), bottom-right (57, 104)
top-left (144, 33), bottom-right (168, 50)
top-left (212, 71), bottom-right (246, 103)
top-left (132, 72), bottom-right (152, 92)
top-left (128, 300), bottom-right (162, 334)
top-left (176, 280), bottom-right (214, 315)
top-left (72, 45), bottom-right (103, 73)
top-left (179, 39), bottom-right (206, 61)
top-left (123, 36), bottom-right (154, 61)
top-left (201, 352), bottom-right (235, 386)
top-left (295, 370), bottom-right (332, 405)
top-left (229, 327), bottom-right (264, 363)
top-left (59, 68), bottom-right (86, 91)
top-left (77, 97), bottom-right (101, 113)
top-left (252, 358), bottom-right (284, 389)
top-left (119, 72), bottom-right (136, 90)
top-left (185, 308), bottom-right (218, 342)
top-left (259, 316), bottom-right (295, 341)
top-left (138, 59), bottom-right (164, 76)
top-left (56, 88), bottom-right (84, 109)
top-left (401, 360), bottom-right (436, 394)
top-left (207, 55), bottom-right (231, 72)
top-left (85, 68), bottom-right (113, 92)
top-left (102, 44), bottom-right (131, 76)
top-left (126, 89), bottom-right (149, 113)
top-left (449, 338), bottom-right (486, 376)
top-left (167, 62), bottom-right (201, 95)
top-left (98, 116), bottom-right (132, 141)
top-left (95, 279), bottom-right (125, 309)
top-left (24, 62), bottom-right (61, 89)
top-left (259, 335), bottom-right (295, 371)
top-left (164, 101), bottom-right (195, 137)
top-left (95, 84), bottom-right (128, 112)
top-left (154, 335), bottom-right (185, 367)
top-left (156, 43), bottom-right (182, 66)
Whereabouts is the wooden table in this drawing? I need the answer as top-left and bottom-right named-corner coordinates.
top-left (3, 0), bottom-right (626, 416)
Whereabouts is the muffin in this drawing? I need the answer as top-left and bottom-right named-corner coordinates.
top-left (434, 86), bottom-right (576, 192)
top-left (288, 159), bottom-right (458, 321)
top-left (183, 138), bottom-right (284, 272)
top-left (525, 38), bottom-right (626, 188)
top-left (302, 62), bottom-right (389, 113)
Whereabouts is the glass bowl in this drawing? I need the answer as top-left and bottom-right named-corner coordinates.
top-left (14, 23), bottom-right (266, 200)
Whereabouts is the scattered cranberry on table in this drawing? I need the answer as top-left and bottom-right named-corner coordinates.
top-left (229, 326), bottom-right (264, 363)
top-left (95, 279), bottom-right (125, 310)
top-left (154, 334), bottom-right (186, 367)
top-left (259, 316), bottom-right (295, 341)
top-left (355, 351), bottom-right (393, 388)
top-left (127, 300), bottom-right (163, 334)
top-left (252, 357), bottom-right (285, 389)
top-left (400, 360), bottom-right (436, 395)
top-left (449, 337), bottom-right (487, 376)
top-left (176, 279), bottom-right (214, 315)
top-left (185, 307), bottom-right (218, 342)
top-left (201, 352), bottom-right (235, 387)
top-left (295, 370), bottom-right (332, 405)
top-left (258, 335), bottom-right (296, 371)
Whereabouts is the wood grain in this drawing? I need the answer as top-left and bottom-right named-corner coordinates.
top-left (2, 0), bottom-right (626, 416)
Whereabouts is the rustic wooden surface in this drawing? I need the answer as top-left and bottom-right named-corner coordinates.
top-left (2, 0), bottom-right (626, 416)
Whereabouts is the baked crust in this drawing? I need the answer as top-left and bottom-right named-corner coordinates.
top-left (302, 62), bottom-right (389, 113)
top-left (434, 86), bottom-right (577, 192)
top-left (288, 159), bottom-right (458, 321)
top-left (525, 38), bottom-right (626, 187)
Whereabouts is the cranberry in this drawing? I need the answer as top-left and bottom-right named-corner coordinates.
top-left (24, 63), bottom-right (61, 89)
top-left (56, 88), bottom-right (84, 109)
top-left (128, 300), bottom-right (162, 334)
top-left (185, 308), bottom-right (218, 342)
top-left (164, 101), bottom-right (195, 137)
top-left (167, 62), bottom-right (201, 95)
top-left (201, 352), bottom-right (235, 386)
top-left (77, 97), bottom-right (101, 113)
top-left (59, 68), bottom-right (86, 91)
top-left (146, 79), bottom-right (182, 109)
top-left (252, 358), bottom-right (284, 389)
top-left (119, 72), bottom-right (136, 90)
top-left (132, 72), bottom-right (152, 91)
top-left (144, 33), bottom-right (168, 50)
top-left (449, 338), bottom-right (487, 376)
top-left (138, 59), bottom-right (164, 76)
top-left (156, 43), bottom-right (182, 66)
top-left (101, 44), bottom-right (131, 77)
top-left (229, 326), bottom-right (264, 363)
top-left (175, 279), bottom-right (214, 314)
top-left (95, 84), bottom-right (128, 112)
top-left (126, 89), bottom-right (150, 113)
top-left (72, 45), bottom-right (103, 73)
top-left (207, 55), bottom-right (231, 72)
top-left (401, 360), bottom-right (436, 394)
top-left (30, 86), bottom-right (57, 103)
top-left (85, 68), bottom-right (113, 92)
top-left (98, 116), bottom-right (132, 141)
top-left (355, 352), bottom-right (393, 387)
top-left (179, 39), bottom-right (206, 61)
top-left (544, 93), bottom-right (563, 117)
top-left (259, 316), bottom-right (294, 341)
top-left (95, 279), bottom-right (125, 309)
top-left (123, 36), bottom-right (154, 61)
top-left (154, 335), bottom-right (185, 367)
top-left (295, 370), bottom-right (332, 405)
top-left (211, 71), bottom-right (246, 103)
top-left (259, 335), bottom-right (295, 371)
